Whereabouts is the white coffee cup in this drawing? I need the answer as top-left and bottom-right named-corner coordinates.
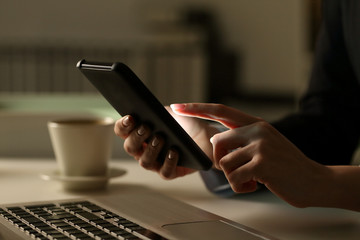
top-left (47, 117), bottom-right (115, 190)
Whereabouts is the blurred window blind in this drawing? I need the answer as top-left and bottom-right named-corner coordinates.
top-left (0, 37), bottom-right (207, 105)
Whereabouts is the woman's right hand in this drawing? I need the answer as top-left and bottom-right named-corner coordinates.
top-left (114, 106), bottom-right (219, 180)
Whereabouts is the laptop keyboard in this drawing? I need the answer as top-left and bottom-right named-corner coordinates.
top-left (0, 200), bottom-right (168, 240)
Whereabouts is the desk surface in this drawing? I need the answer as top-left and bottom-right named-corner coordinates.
top-left (0, 158), bottom-right (359, 240)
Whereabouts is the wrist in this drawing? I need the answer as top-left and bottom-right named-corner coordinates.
top-left (324, 165), bottom-right (360, 211)
top-left (302, 163), bottom-right (334, 208)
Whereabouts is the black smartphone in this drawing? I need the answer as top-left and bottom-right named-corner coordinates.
top-left (77, 60), bottom-right (212, 170)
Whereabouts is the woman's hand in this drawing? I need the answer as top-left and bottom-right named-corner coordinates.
top-left (170, 103), bottom-right (331, 208)
top-left (114, 106), bottom-right (219, 180)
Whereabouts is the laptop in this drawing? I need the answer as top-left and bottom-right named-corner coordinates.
top-left (0, 185), bottom-right (278, 240)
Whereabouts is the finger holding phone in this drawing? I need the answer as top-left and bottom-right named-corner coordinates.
top-left (114, 106), bottom-right (219, 180)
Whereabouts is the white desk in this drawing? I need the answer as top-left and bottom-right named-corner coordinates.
top-left (1, 158), bottom-right (359, 240)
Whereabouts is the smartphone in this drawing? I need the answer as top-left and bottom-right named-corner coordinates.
top-left (77, 60), bottom-right (212, 170)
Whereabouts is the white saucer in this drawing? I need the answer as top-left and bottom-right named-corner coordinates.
top-left (40, 168), bottom-right (126, 191)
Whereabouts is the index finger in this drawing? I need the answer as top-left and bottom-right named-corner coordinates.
top-left (170, 103), bottom-right (261, 129)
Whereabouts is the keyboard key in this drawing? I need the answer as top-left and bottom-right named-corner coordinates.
top-left (93, 232), bottom-right (118, 239)
top-left (49, 219), bottom-right (68, 226)
top-left (82, 225), bottom-right (100, 233)
top-left (6, 207), bottom-right (23, 211)
top-left (43, 215), bottom-right (68, 222)
top-left (25, 204), bottom-right (56, 209)
top-left (77, 211), bottom-right (102, 221)
top-left (109, 228), bottom-right (128, 234)
top-left (79, 202), bottom-right (104, 213)
top-left (21, 216), bottom-right (43, 225)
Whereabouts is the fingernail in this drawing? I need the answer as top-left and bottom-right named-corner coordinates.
top-left (151, 137), bottom-right (159, 147)
top-left (122, 116), bottom-right (131, 127)
top-left (168, 150), bottom-right (176, 160)
top-left (137, 126), bottom-right (145, 136)
top-left (170, 103), bottom-right (186, 111)
top-left (210, 136), bottom-right (214, 144)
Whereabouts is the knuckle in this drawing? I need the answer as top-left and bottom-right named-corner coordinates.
top-left (139, 160), bottom-right (149, 169)
top-left (253, 138), bottom-right (270, 157)
top-left (229, 182), bottom-right (243, 193)
top-left (253, 121), bottom-right (273, 133)
top-left (114, 121), bottom-right (124, 137)
top-left (139, 147), bottom-right (161, 171)
top-left (123, 140), bottom-right (140, 155)
top-left (255, 138), bottom-right (266, 149)
top-left (142, 140), bottom-right (162, 161)
top-left (250, 156), bottom-right (267, 180)
top-left (218, 157), bottom-right (227, 170)
top-left (252, 155), bottom-right (263, 168)
top-left (123, 144), bottom-right (134, 155)
top-left (160, 169), bottom-right (173, 180)
top-left (253, 121), bottom-right (267, 131)
top-left (139, 159), bottom-right (155, 170)
top-left (231, 186), bottom-right (241, 193)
